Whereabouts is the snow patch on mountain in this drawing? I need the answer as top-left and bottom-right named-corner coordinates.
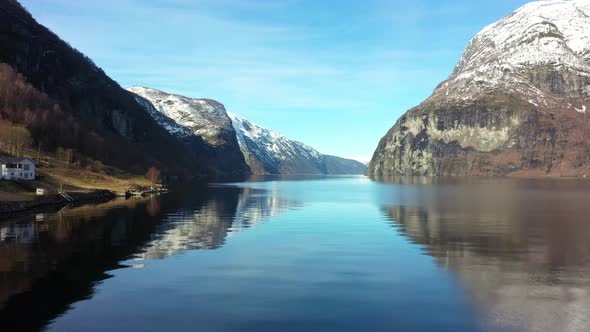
top-left (132, 94), bottom-right (193, 138)
top-left (228, 112), bottom-right (322, 165)
top-left (127, 86), bottom-right (232, 146)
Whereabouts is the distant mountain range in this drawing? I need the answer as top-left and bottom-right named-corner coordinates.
top-left (128, 87), bottom-right (366, 175)
top-left (229, 112), bottom-right (366, 174)
top-left (369, 0), bottom-right (590, 177)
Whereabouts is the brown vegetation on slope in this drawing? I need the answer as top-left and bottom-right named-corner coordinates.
top-left (0, 1), bottom-right (200, 176)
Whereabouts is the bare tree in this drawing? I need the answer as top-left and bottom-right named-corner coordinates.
top-left (23, 108), bottom-right (34, 127)
top-left (36, 143), bottom-right (42, 163)
top-left (0, 120), bottom-right (32, 156)
top-left (146, 166), bottom-right (161, 187)
top-left (64, 148), bottom-right (74, 164)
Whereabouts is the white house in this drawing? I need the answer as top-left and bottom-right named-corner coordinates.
top-left (0, 157), bottom-right (36, 180)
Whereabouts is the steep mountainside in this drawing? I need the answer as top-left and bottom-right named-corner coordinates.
top-left (228, 112), bottom-right (366, 174)
top-left (369, 0), bottom-right (590, 177)
top-left (0, 0), bottom-right (196, 175)
top-left (127, 87), bottom-right (250, 176)
top-left (323, 155), bottom-right (368, 174)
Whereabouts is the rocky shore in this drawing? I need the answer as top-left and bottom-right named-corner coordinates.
top-left (0, 190), bottom-right (116, 218)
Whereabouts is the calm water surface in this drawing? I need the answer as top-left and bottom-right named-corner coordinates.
top-left (1, 175), bottom-right (589, 332)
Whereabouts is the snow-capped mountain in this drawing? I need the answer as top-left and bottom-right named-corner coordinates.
top-left (228, 112), bottom-right (367, 175)
top-left (127, 87), bottom-right (250, 176)
top-left (369, 0), bottom-right (590, 177)
top-left (127, 86), bottom-right (234, 145)
top-left (433, 0), bottom-right (590, 107)
top-left (127, 87), bottom-right (364, 175)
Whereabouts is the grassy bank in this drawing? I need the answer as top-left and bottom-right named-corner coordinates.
top-left (37, 160), bottom-right (152, 193)
top-left (1, 149), bottom-right (155, 204)
top-left (0, 181), bottom-right (36, 202)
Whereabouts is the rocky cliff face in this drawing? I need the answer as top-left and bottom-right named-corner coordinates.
top-left (228, 112), bottom-right (367, 174)
top-left (127, 87), bottom-right (250, 177)
top-left (369, 0), bottom-right (590, 177)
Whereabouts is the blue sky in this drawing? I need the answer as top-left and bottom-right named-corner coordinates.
top-left (21, 0), bottom-right (530, 162)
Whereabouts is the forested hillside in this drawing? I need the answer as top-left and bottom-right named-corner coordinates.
top-left (0, 0), bottom-right (199, 176)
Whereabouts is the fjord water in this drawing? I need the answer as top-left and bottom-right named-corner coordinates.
top-left (1, 176), bottom-right (589, 332)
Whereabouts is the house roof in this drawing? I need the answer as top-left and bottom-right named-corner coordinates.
top-left (0, 156), bottom-right (35, 164)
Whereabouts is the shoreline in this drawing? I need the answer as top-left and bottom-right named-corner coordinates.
top-left (0, 190), bottom-right (116, 219)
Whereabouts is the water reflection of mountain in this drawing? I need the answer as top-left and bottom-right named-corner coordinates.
top-left (0, 184), bottom-right (296, 332)
top-left (232, 187), bottom-right (301, 228)
top-left (136, 186), bottom-right (298, 260)
top-left (377, 178), bottom-right (590, 332)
